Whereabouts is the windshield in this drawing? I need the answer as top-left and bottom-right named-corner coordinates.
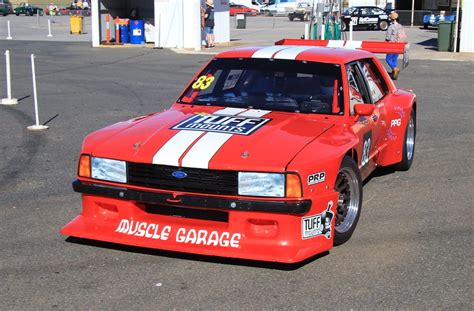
top-left (343, 7), bottom-right (357, 15)
top-left (179, 58), bottom-right (344, 115)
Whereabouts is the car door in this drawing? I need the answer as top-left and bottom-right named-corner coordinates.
top-left (346, 62), bottom-right (384, 177)
top-left (351, 8), bottom-right (360, 26)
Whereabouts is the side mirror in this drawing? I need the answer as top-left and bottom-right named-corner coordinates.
top-left (354, 104), bottom-right (375, 116)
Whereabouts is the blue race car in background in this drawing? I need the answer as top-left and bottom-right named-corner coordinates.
top-left (423, 12), bottom-right (455, 29)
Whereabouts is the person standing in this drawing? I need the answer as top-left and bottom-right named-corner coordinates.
top-left (204, 0), bottom-right (215, 48)
top-left (385, 11), bottom-right (406, 80)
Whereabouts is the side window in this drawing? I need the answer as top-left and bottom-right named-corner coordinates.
top-left (346, 64), bottom-right (370, 115)
top-left (359, 59), bottom-right (389, 103)
top-left (373, 8), bottom-right (385, 15)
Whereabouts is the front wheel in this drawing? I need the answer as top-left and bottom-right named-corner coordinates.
top-left (15, 12), bottom-right (19, 16)
top-left (396, 110), bottom-right (416, 171)
top-left (378, 20), bottom-right (388, 31)
top-left (334, 156), bottom-right (363, 246)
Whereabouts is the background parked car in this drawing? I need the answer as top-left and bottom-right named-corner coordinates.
top-left (341, 6), bottom-right (390, 31)
top-left (288, 2), bottom-right (312, 21)
top-left (229, 3), bottom-right (258, 16)
top-left (14, 2), bottom-right (44, 16)
top-left (0, 0), bottom-right (13, 16)
top-left (423, 11), bottom-right (456, 29)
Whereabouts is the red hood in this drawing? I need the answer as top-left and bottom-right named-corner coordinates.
top-left (85, 106), bottom-right (333, 172)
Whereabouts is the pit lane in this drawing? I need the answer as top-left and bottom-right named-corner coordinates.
top-left (0, 40), bottom-right (472, 309)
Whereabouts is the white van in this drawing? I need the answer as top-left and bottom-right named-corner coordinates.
top-left (231, 0), bottom-right (265, 12)
top-left (262, 0), bottom-right (299, 16)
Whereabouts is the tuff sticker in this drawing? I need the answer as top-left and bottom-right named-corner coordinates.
top-left (301, 201), bottom-right (335, 240)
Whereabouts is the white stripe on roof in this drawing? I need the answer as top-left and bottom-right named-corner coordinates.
top-left (251, 46), bottom-right (290, 59)
top-left (273, 46), bottom-right (315, 60)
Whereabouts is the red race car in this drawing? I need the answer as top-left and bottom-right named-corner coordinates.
top-left (62, 39), bottom-right (415, 263)
top-left (229, 3), bottom-right (258, 16)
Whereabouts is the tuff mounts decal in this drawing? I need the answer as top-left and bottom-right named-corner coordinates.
top-left (307, 171), bottom-right (326, 185)
top-left (172, 114), bottom-right (270, 136)
top-left (301, 201), bottom-right (335, 239)
top-left (115, 219), bottom-right (241, 248)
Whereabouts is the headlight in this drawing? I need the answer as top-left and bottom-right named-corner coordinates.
top-left (238, 172), bottom-right (285, 197)
top-left (91, 157), bottom-right (127, 183)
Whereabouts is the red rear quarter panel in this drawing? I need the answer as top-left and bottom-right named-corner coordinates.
top-left (377, 89), bottom-right (417, 166)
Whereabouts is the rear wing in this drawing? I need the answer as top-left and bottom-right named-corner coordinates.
top-left (275, 39), bottom-right (407, 54)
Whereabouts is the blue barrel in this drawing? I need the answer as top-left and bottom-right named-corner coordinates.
top-left (129, 20), bottom-right (145, 44)
top-left (120, 24), bottom-right (130, 43)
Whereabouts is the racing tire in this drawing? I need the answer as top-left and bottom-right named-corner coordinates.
top-left (378, 20), bottom-right (389, 31)
top-left (334, 156), bottom-right (363, 246)
top-left (423, 23), bottom-right (428, 29)
top-left (288, 14), bottom-right (294, 21)
top-left (15, 12), bottom-right (19, 16)
top-left (39, 10), bottom-right (44, 16)
top-left (395, 110), bottom-right (416, 171)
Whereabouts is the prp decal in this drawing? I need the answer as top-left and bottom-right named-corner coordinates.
top-left (361, 130), bottom-right (372, 167)
top-left (302, 201), bottom-right (334, 240)
top-left (115, 219), bottom-right (241, 248)
top-left (172, 114), bottom-right (271, 136)
top-left (307, 171), bottom-right (326, 185)
top-left (391, 118), bottom-right (402, 127)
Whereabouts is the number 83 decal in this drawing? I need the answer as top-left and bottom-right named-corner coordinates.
top-left (192, 75), bottom-right (215, 90)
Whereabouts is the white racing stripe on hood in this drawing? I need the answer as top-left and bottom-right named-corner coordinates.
top-left (152, 131), bottom-right (202, 166)
top-left (152, 108), bottom-right (247, 166)
top-left (180, 109), bottom-right (271, 169)
top-left (252, 46), bottom-right (290, 59)
top-left (238, 109), bottom-right (271, 117)
top-left (273, 46), bottom-right (314, 60)
top-left (213, 107), bottom-right (248, 115)
top-left (181, 132), bottom-right (233, 169)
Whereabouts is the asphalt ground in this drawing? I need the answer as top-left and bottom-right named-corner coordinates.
top-left (0, 39), bottom-right (473, 309)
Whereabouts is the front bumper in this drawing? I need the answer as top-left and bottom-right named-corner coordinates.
top-left (72, 180), bottom-right (311, 215)
top-left (62, 180), bottom-right (338, 263)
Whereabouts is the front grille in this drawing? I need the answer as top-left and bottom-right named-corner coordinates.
top-left (127, 162), bottom-right (238, 195)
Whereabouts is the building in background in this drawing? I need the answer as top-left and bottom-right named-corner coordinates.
top-left (89, 0), bottom-right (230, 49)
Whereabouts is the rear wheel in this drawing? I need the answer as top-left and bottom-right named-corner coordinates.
top-left (334, 156), bottom-right (363, 246)
top-left (378, 20), bottom-right (388, 31)
top-left (396, 110), bottom-right (416, 171)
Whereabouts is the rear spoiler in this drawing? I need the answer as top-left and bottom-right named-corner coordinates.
top-left (275, 39), bottom-right (407, 54)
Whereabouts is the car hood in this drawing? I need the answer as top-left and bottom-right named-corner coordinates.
top-left (86, 106), bottom-right (334, 172)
